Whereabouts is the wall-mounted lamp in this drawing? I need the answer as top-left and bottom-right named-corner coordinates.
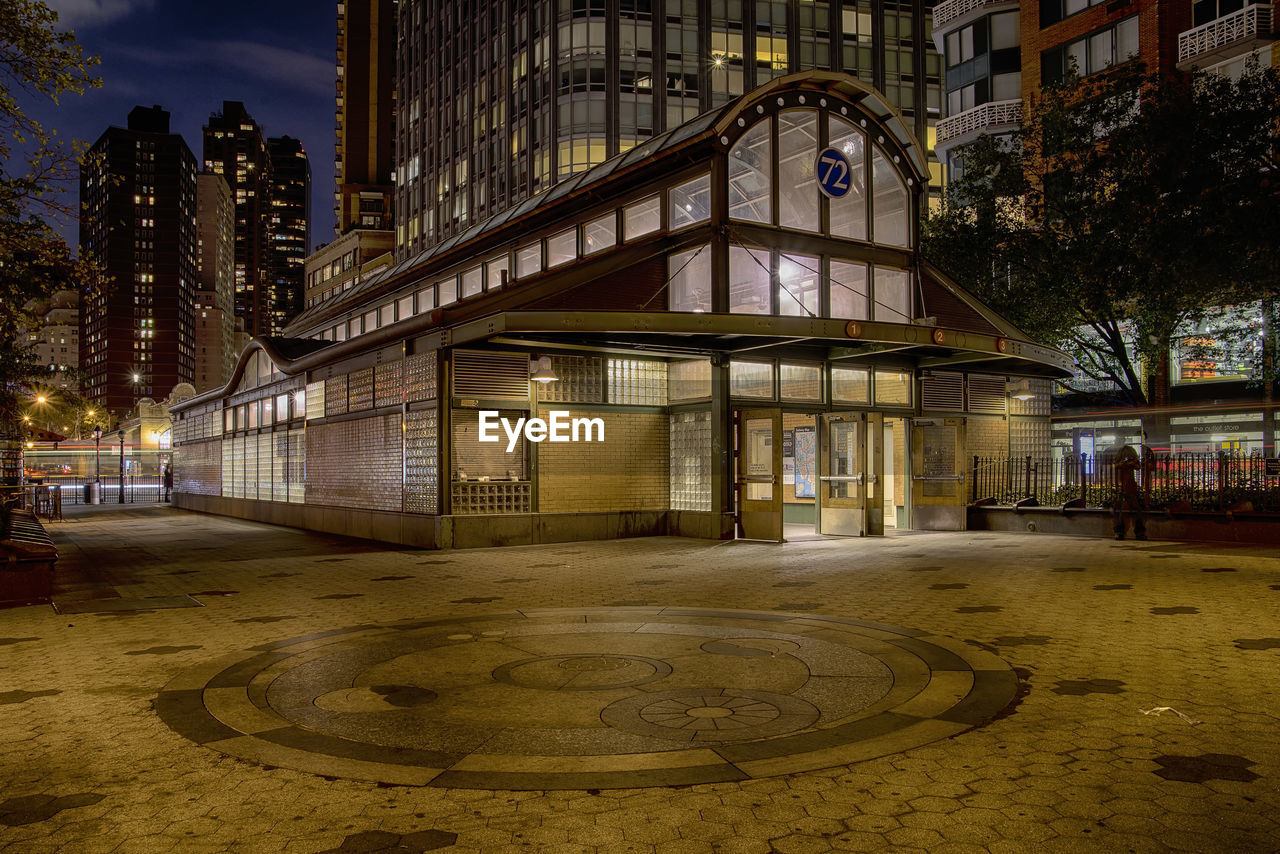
top-left (530, 355), bottom-right (559, 384)
top-left (1009, 379), bottom-right (1036, 401)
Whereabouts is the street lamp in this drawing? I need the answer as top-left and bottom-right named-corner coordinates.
top-left (92, 425), bottom-right (103, 482)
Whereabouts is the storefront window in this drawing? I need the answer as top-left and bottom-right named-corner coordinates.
top-left (670, 173), bottom-right (711, 229)
top-left (871, 147), bottom-right (909, 246)
top-left (728, 118), bottom-right (771, 223)
top-left (778, 253), bottom-right (819, 317)
top-left (828, 116), bottom-right (868, 241)
top-left (729, 246), bottom-right (771, 314)
top-left (778, 110), bottom-right (819, 232)
top-left (731, 360), bottom-right (774, 398)
top-left (1173, 304), bottom-right (1262, 384)
top-left (829, 260), bottom-right (868, 320)
top-left (669, 245), bottom-right (712, 312)
top-left (873, 267), bottom-right (911, 322)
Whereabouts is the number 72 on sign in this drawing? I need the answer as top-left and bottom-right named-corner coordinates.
top-left (816, 147), bottom-right (853, 199)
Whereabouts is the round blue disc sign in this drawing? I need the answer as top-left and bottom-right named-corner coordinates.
top-left (815, 147), bottom-right (853, 199)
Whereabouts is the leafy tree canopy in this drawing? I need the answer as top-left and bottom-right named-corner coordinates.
top-left (923, 63), bottom-right (1280, 406)
top-left (0, 0), bottom-right (100, 438)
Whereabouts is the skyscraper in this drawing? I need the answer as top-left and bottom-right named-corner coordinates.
top-left (195, 171), bottom-right (235, 392)
top-left (336, 0), bottom-right (396, 233)
top-left (203, 101), bottom-right (273, 337)
top-left (79, 105), bottom-right (197, 414)
top-left (266, 136), bottom-right (312, 328)
top-left (393, 0), bottom-right (946, 257)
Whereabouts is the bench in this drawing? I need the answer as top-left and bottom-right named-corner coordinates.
top-left (1, 508), bottom-right (59, 607)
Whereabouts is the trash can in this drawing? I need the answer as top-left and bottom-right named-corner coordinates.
top-left (84, 481), bottom-right (101, 505)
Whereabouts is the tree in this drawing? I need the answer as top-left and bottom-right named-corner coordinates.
top-left (0, 0), bottom-right (100, 446)
top-left (922, 63), bottom-right (1280, 410)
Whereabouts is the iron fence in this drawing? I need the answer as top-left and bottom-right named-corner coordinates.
top-left (23, 474), bottom-right (167, 506)
top-left (971, 452), bottom-right (1280, 513)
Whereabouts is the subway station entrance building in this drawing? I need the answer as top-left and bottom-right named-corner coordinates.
top-left (171, 73), bottom-right (1072, 548)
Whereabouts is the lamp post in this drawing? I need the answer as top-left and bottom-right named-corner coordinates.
top-left (118, 429), bottom-right (126, 504)
top-left (92, 425), bottom-right (102, 482)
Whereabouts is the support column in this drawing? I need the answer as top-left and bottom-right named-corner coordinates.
top-left (711, 354), bottom-right (735, 539)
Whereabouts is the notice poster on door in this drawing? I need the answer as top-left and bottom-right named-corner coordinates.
top-left (794, 426), bottom-right (816, 498)
top-left (783, 429), bottom-right (795, 484)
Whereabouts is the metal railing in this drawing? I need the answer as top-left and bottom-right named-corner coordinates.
top-left (936, 99), bottom-right (1023, 145)
top-left (21, 474), bottom-right (168, 507)
top-left (1178, 4), bottom-right (1273, 64)
top-left (971, 452), bottom-right (1280, 513)
top-left (933, 0), bottom-right (1014, 30)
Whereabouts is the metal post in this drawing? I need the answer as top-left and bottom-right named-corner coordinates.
top-left (118, 429), bottom-right (125, 504)
top-left (971, 455), bottom-right (979, 503)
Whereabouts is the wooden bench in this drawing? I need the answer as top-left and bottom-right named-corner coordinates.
top-left (1, 508), bottom-right (59, 608)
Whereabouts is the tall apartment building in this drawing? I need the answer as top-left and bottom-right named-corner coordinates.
top-left (336, 0), bottom-right (396, 233)
top-left (23, 289), bottom-right (79, 391)
top-left (195, 171), bottom-right (235, 392)
top-left (266, 136), bottom-right (313, 327)
top-left (79, 105), bottom-right (197, 415)
top-left (203, 102), bottom-right (274, 337)
top-left (394, 0), bottom-right (947, 256)
top-left (931, 0), bottom-right (1276, 453)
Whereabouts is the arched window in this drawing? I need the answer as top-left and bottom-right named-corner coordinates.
top-left (777, 110), bottom-right (819, 232)
top-left (828, 117), bottom-right (867, 241)
top-left (871, 147), bottom-right (909, 247)
top-left (728, 119), bottom-right (771, 223)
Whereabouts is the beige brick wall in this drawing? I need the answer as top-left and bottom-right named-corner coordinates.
top-left (306, 414), bottom-right (403, 511)
top-left (967, 416), bottom-right (1010, 462)
top-left (537, 408), bottom-right (669, 513)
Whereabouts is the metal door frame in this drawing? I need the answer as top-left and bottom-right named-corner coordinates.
top-left (736, 408), bottom-right (784, 541)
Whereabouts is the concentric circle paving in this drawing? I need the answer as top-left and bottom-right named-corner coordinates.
top-left (157, 607), bottom-right (1017, 790)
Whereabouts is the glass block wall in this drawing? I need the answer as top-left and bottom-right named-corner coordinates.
top-left (404, 409), bottom-right (439, 514)
top-left (609, 358), bottom-right (668, 406)
top-left (670, 410), bottom-right (713, 511)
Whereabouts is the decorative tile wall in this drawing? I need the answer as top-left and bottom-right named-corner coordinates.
top-left (375, 361), bottom-right (404, 408)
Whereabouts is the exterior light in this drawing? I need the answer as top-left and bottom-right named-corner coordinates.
top-left (530, 355), bottom-right (559, 384)
top-left (1009, 379), bottom-right (1035, 401)
top-left (132, 373), bottom-right (140, 382)
top-left (93, 426), bottom-right (103, 441)
top-left (36, 395), bottom-right (46, 404)
top-left (87, 409), bottom-right (95, 417)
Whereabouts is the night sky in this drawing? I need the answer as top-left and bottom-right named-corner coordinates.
top-left (27, 0), bottom-right (337, 251)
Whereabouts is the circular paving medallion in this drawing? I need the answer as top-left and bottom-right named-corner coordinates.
top-left (157, 607), bottom-right (1017, 790)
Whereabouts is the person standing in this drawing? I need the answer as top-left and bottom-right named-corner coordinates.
top-left (1106, 444), bottom-right (1147, 540)
top-left (163, 464), bottom-right (173, 503)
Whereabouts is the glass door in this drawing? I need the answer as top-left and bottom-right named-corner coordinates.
top-left (818, 413), bottom-right (867, 537)
top-left (911, 417), bottom-right (967, 530)
top-left (737, 409), bottom-right (783, 541)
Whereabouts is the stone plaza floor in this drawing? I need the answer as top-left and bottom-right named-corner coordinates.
top-left (1, 505), bottom-right (1278, 853)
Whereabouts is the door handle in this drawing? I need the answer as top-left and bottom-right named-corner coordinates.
top-left (742, 476), bottom-right (775, 483)
top-left (912, 474), bottom-right (965, 483)
top-left (820, 475), bottom-right (863, 483)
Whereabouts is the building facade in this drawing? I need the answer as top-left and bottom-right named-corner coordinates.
top-left (394, 0), bottom-right (947, 257)
top-left (195, 172), bottom-right (236, 393)
top-left (336, 0), bottom-right (396, 233)
top-left (266, 136), bottom-right (313, 329)
top-left (203, 102), bottom-right (274, 338)
top-left (24, 289), bottom-right (80, 391)
top-left (304, 229), bottom-right (395, 311)
top-left (80, 105), bottom-right (197, 415)
top-left (172, 74), bottom-right (1070, 548)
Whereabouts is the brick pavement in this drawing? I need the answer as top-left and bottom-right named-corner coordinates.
top-left (1, 505), bottom-right (1278, 853)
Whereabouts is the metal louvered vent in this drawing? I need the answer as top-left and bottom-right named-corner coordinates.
top-left (920, 372), bottom-right (964, 411)
top-left (452, 351), bottom-right (531, 400)
top-left (967, 375), bottom-right (1008, 415)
